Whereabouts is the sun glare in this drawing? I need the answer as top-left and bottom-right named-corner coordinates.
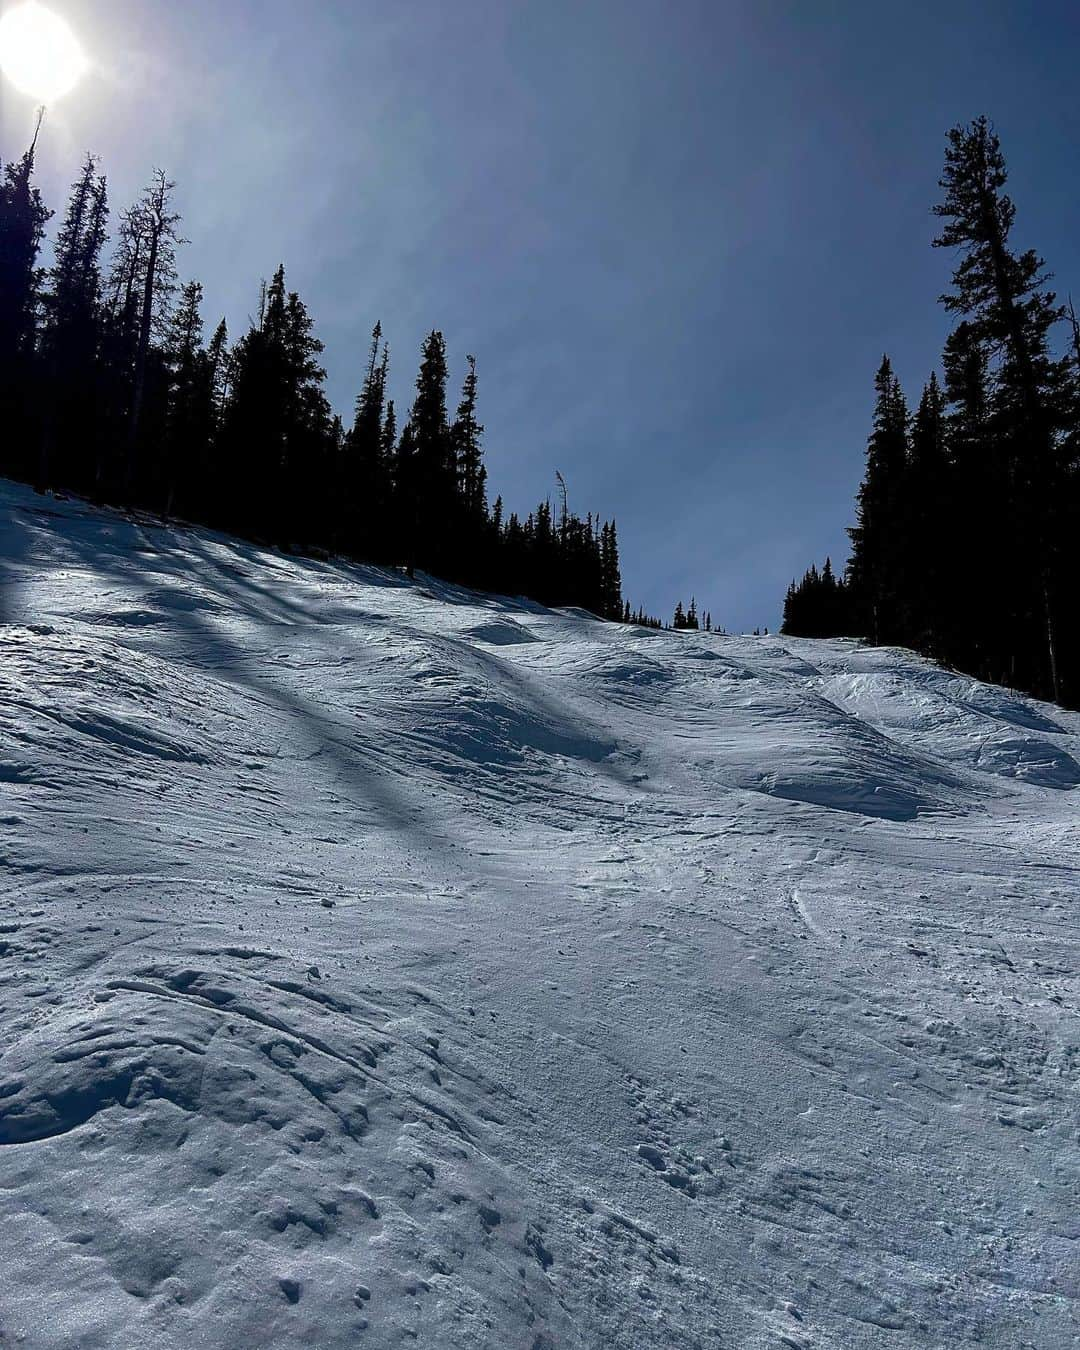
top-left (0, 2), bottom-right (87, 103)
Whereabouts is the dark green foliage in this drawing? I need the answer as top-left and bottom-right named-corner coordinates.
top-left (2, 136), bottom-right (623, 624)
top-left (479, 491), bottom-right (621, 618)
top-left (788, 118), bottom-right (1079, 708)
top-left (162, 281), bottom-right (217, 518)
top-left (123, 172), bottom-right (183, 496)
top-left (402, 330), bottom-right (455, 574)
top-left (215, 265), bottom-right (333, 545)
top-left (782, 557), bottom-right (854, 638)
top-left (672, 598), bottom-right (704, 630)
top-left (0, 118), bottom-right (52, 478)
top-left (453, 354), bottom-right (485, 521)
top-left (599, 521), bottom-right (622, 620)
top-left (0, 120), bottom-right (50, 366)
top-left (671, 596), bottom-right (700, 630)
top-left (846, 355), bottom-right (909, 644)
top-left (340, 323), bottom-right (391, 557)
top-left (39, 155), bottom-right (107, 491)
top-left (933, 116), bottom-right (1075, 702)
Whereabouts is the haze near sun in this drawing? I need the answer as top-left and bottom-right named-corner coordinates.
top-left (0, 1), bottom-right (87, 103)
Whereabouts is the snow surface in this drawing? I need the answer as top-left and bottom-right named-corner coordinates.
top-left (0, 478), bottom-right (1078, 1349)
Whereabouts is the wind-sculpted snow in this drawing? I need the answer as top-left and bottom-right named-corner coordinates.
top-left (820, 667), bottom-right (1080, 789)
top-left (0, 480), bottom-right (1078, 1348)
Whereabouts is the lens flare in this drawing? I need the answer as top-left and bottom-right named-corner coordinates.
top-left (0, 2), bottom-right (87, 103)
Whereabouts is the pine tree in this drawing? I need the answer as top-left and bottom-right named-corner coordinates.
top-left (98, 204), bottom-right (146, 467)
top-left (904, 372), bottom-right (949, 653)
top-left (351, 323), bottom-right (385, 448)
top-left (0, 139), bottom-right (636, 639)
top-left (280, 286), bottom-right (332, 546)
top-left (393, 420), bottom-right (417, 575)
top-left (219, 266), bottom-right (291, 532)
top-left (124, 171), bottom-right (183, 495)
top-left (206, 318), bottom-right (230, 423)
top-left (380, 399), bottom-right (397, 463)
top-left (599, 519), bottom-right (623, 619)
top-left (933, 117), bottom-right (1074, 700)
top-left (405, 331), bottom-right (455, 574)
top-left (781, 558), bottom-right (852, 638)
top-left (453, 354), bottom-right (486, 519)
top-left (847, 356), bottom-right (909, 643)
top-left (162, 280), bottom-right (215, 517)
top-left (0, 114), bottom-right (52, 477)
top-left (342, 323), bottom-right (389, 556)
top-left (939, 321), bottom-right (997, 674)
top-left (39, 155), bottom-right (108, 491)
top-left (449, 353), bottom-right (488, 583)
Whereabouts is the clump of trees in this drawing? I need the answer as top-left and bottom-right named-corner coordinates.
top-left (0, 133), bottom-right (624, 619)
top-left (671, 597), bottom-right (715, 631)
top-left (782, 559), bottom-right (849, 639)
top-left (784, 118), bottom-right (1079, 708)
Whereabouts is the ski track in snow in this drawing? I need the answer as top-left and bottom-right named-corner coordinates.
top-left (0, 480), bottom-right (1078, 1348)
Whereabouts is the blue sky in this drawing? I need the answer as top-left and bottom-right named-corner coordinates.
top-left (6, 0), bottom-right (1080, 628)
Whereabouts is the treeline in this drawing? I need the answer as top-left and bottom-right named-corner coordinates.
top-left (0, 129), bottom-right (623, 618)
top-left (782, 559), bottom-right (848, 639)
top-left (671, 597), bottom-right (717, 631)
top-left (783, 118), bottom-right (1079, 709)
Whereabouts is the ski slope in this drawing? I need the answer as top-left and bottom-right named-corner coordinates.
top-left (0, 478), bottom-right (1077, 1349)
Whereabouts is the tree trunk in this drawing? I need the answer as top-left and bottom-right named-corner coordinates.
top-left (976, 177), bottom-right (1062, 702)
top-left (125, 222), bottom-right (160, 496)
top-left (1043, 576), bottom-right (1062, 704)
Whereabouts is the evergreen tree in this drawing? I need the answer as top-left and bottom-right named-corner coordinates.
top-left (449, 353), bottom-right (488, 583)
top-left (938, 321), bottom-right (998, 674)
top-left (0, 115), bottom-right (52, 477)
top-left (206, 318), bottom-right (230, 424)
top-left (98, 203), bottom-right (146, 471)
top-left (847, 356), bottom-right (909, 643)
top-left (380, 399), bottom-right (397, 464)
top-left (405, 331), bottom-right (455, 574)
top-left (599, 520), bottom-right (623, 619)
top-left (903, 372), bottom-right (949, 653)
top-left (781, 557), bottom-right (853, 638)
top-left (934, 116), bottom-right (1074, 701)
top-left (453, 354), bottom-right (486, 520)
top-left (162, 280), bottom-right (215, 518)
top-left (280, 286), bottom-right (333, 546)
top-left (39, 155), bottom-right (108, 491)
top-left (219, 266), bottom-right (311, 534)
top-left (0, 135), bottom-right (635, 641)
top-left (124, 171), bottom-right (183, 495)
top-left (342, 323), bottom-right (389, 556)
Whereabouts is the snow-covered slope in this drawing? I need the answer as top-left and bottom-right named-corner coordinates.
top-left (1, 479), bottom-right (1077, 1349)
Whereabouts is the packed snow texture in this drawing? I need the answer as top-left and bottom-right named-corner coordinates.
top-left (0, 480), bottom-right (1077, 1348)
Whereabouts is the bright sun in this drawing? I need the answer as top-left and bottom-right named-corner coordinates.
top-left (0, 2), bottom-right (87, 103)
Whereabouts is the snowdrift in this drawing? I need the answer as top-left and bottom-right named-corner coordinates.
top-left (1, 481), bottom-right (1077, 1348)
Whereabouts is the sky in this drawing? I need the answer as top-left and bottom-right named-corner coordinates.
top-left (3, 0), bottom-right (1080, 629)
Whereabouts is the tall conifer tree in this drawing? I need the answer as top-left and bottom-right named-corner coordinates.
top-left (847, 356), bottom-right (909, 644)
top-left (0, 116), bottom-right (51, 476)
top-left (934, 117), bottom-right (1073, 700)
